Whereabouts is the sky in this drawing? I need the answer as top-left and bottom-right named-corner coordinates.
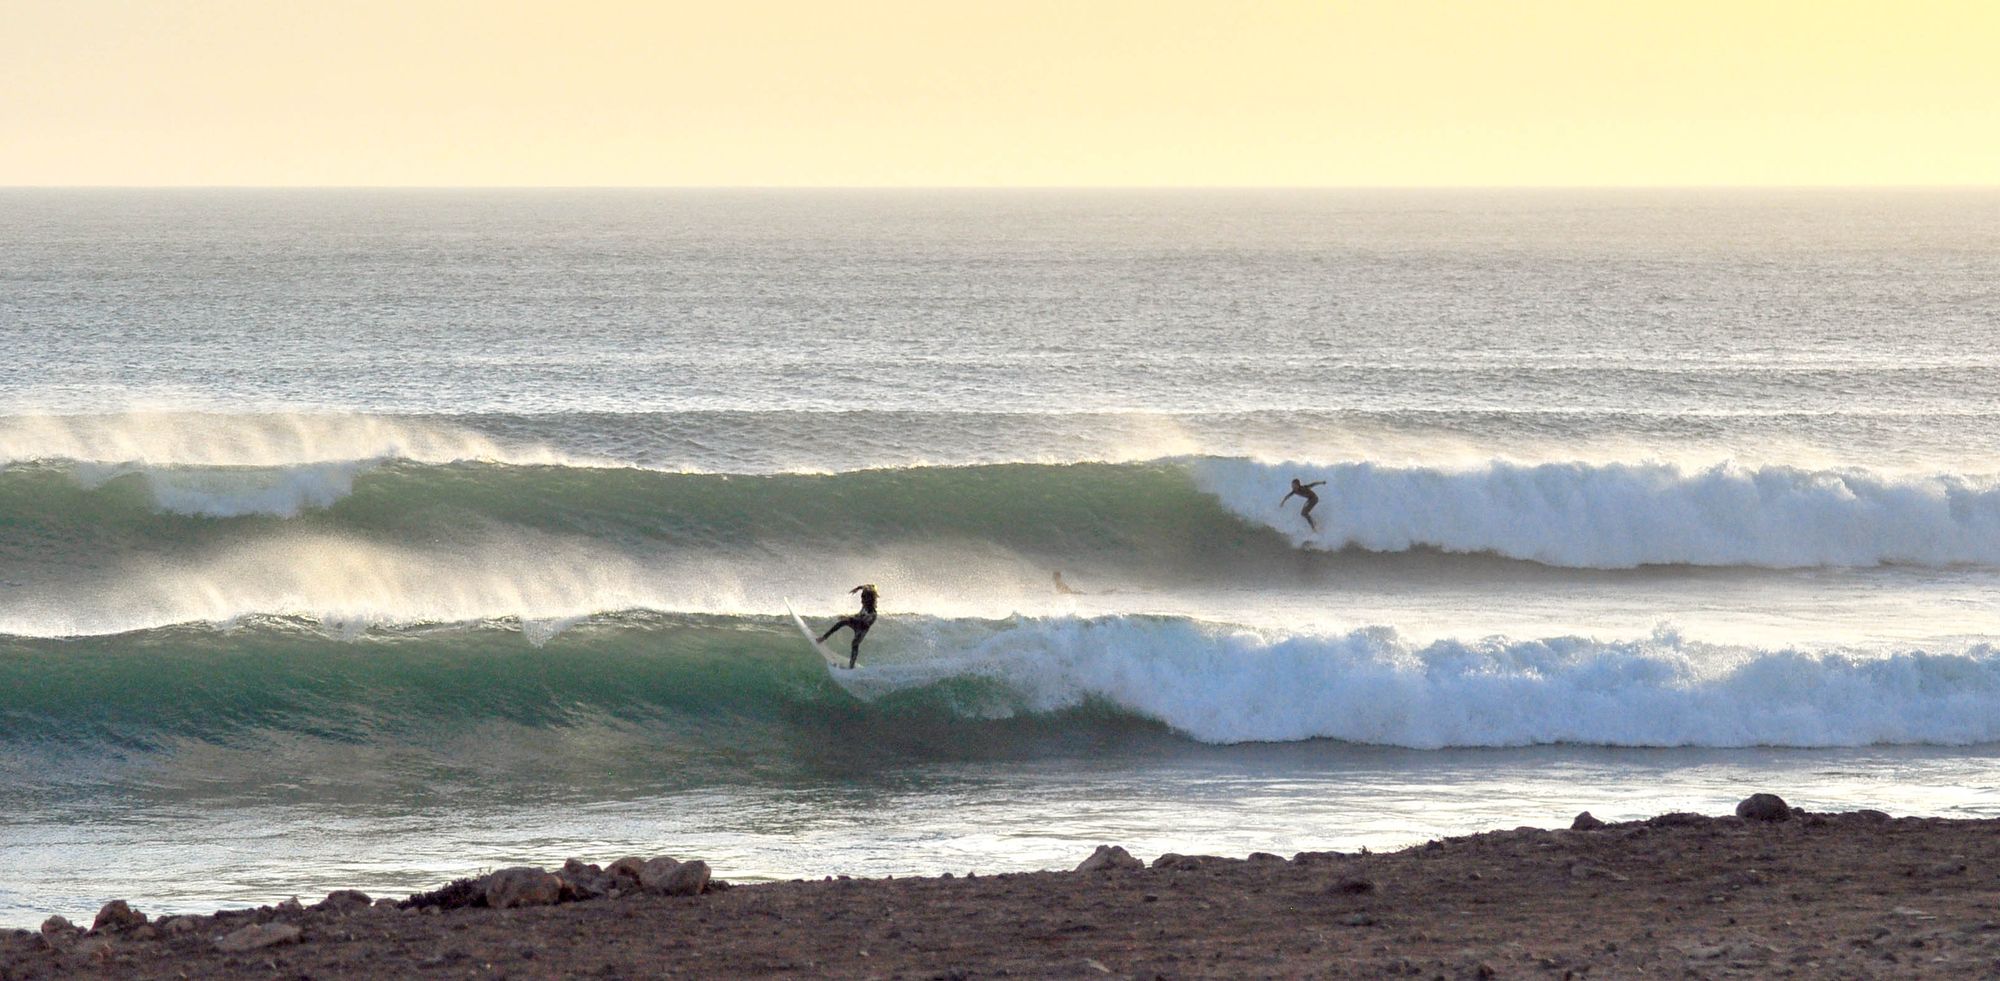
top-left (3, 0), bottom-right (1996, 186)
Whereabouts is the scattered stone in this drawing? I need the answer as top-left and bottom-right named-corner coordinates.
top-left (313, 889), bottom-right (373, 913)
top-left (637, 857), bottom-right (684, 893)
top-left (1569, 863), bottom-right (1629, 882)
top-left (404, 876), bottom-right (485, 911)
top-left (1338, 913), bottom-right (1378, 926)
top-left (1246, 851), bottom-right (1285, 864)
top-left (1571, 811), bottom-right (1607, 831)
top-left (91, 899), bottom-right (147, 932)
top-left (275, 896), bottom-right (304, 914)
top-left (39, 915), bottom-right (78, 950)
top-left (1074, 845), bottom-right (1143, 872)
top-left (1152, 853), bottom-right (1201, 870)
top-left (1647, 812), bottom-right (1708, 828)
top-left (485, 867), bottom-right (564, 909)
top-left (607, 856), bottom-right (649, 885)
top-left (654, 860), bottom-right (711, 896)
top-left (1854, 809), bottom-right (1892, 822)
top-left (557, 859), bottom-right (610, 901)
top-left (1291, 851), bottom-right (1343, 864)
top-left (213, 922), bottom-right (302, 952)
top-left (161, 917), bottom-right (199, 936)
top-left (1737, 794), bottom-right (1793, 822)
top-left (1330, 877), bottom-right (1376, 895)
top-left (130, 924), bottom-right (158, 941)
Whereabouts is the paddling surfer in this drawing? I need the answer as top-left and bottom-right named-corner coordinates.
top-left (817, 583), bottom-right (878, 668)
top-left (1279, 477), bottom-right (1327, 531)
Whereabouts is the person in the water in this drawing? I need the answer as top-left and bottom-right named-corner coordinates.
top-left (1279, 477), bottom-right (1327, 531)
top-left (817, 583), bottom-right (878, 668)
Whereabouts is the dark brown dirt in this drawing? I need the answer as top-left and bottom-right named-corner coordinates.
top-left (6, 809), bottom-right (2000, 979)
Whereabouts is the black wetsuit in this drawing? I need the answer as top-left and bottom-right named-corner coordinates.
top-left (818, 585), bottom-right (878, 668)
top-left (1282, 479), bottom-right (1326, 530)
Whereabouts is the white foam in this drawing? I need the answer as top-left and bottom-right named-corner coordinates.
top-left (1198, 457), bottom-right (2000, 568)
top-left (852, 617), bottom-right (2000, 748)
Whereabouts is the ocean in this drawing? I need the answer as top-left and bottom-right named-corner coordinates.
top-left (3, 188), bottom-right (1998, 926)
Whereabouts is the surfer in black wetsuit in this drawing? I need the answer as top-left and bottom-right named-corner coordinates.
top-left (1279, 477), bottom-right (1327, 531)
top-left (817, 583), bottom-right (878, 669)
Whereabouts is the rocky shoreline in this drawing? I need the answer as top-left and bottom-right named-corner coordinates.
top-left (5, 794), bottom-right (1999, 979)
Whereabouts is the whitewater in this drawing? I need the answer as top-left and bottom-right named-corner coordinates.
top-left (3, 188), bottom-right (1998, 926)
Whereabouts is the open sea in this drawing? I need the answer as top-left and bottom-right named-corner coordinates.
top-left (3, 189), bottom-right (1999, 926)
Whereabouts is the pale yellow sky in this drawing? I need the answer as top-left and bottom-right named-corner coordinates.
top-left (3, 0), bottom-right (1996, 186)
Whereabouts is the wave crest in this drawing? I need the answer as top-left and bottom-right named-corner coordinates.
top-left (1201, 458), bottom-right (2000, 568)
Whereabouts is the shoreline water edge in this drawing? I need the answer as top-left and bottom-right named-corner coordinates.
top-left (6, 795), bottom-right (1999, 979)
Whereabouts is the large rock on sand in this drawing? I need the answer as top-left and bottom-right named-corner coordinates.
top-left (312, 890), bottom-right (372, 913)
top-left (1075, 845), bottom-right (1143, 872)
top-left (1736, 793), bottom-right (1793, 822)
top-left (654, 860), bottom-right (711, 896)
top-left (91, 900), bottom-right (147, 932)
top-left (484, 867), bottom-right (564, 909)
top-left (636, 857), bottom-right (683, 891)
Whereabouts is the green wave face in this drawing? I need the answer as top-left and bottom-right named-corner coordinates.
top-left (0, 460), bottom-right (1279, 564)
top-left (0, 617), bottom-right (1170, 770)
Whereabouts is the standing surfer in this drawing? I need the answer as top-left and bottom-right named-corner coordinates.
top-left (1279, 477), bottom-right (1327, 531)
top-left (816, 583), bottom-right (878, 668)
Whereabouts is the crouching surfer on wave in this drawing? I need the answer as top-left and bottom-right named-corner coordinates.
top-left (1280, 477), bottom-right (1327, 532)
top-left (817, 583), bottom-right (879, 669)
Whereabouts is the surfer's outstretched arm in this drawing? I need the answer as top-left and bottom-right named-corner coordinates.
top-left (1305, 480), bottom-right (1326, 490)
top-left (1278, 489), bottom-right (1298, 506)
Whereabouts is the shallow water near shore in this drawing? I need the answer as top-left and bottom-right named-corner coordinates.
top-left (6, 739), bottom-right (1997, 926)
top-left (5, 189), bottom-right (2000, 927)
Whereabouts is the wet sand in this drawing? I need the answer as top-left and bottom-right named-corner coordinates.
top-left (6, 805), bottom-right (1999, 979)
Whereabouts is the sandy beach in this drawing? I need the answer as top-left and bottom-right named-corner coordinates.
top-left (6, 799), bottom-right (1998, 979)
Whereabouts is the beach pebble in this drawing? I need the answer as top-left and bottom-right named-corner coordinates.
top-left (161, 916), bottom-right (199, 935)
top-left (485, 867), bottom-right (564, 909)
top-left (1075, 845), bottom-right (1143, 872)
top-left (91, 899), bottom-right (147, 932)
top-left (213, 922), bottom-right (302, 952)
top-left (1736, 793), bottom-right (1793, 822)
top-left (1571, 811), bottom-right (1607, 830)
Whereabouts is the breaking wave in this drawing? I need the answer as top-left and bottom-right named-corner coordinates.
top-left (4, 614), bottom-right (1998, 752)
top-left (11, 454), bottom-right (2000, 570)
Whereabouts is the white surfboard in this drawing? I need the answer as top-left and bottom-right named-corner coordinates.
top-left (784, 599), bottom-right (852, 670)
